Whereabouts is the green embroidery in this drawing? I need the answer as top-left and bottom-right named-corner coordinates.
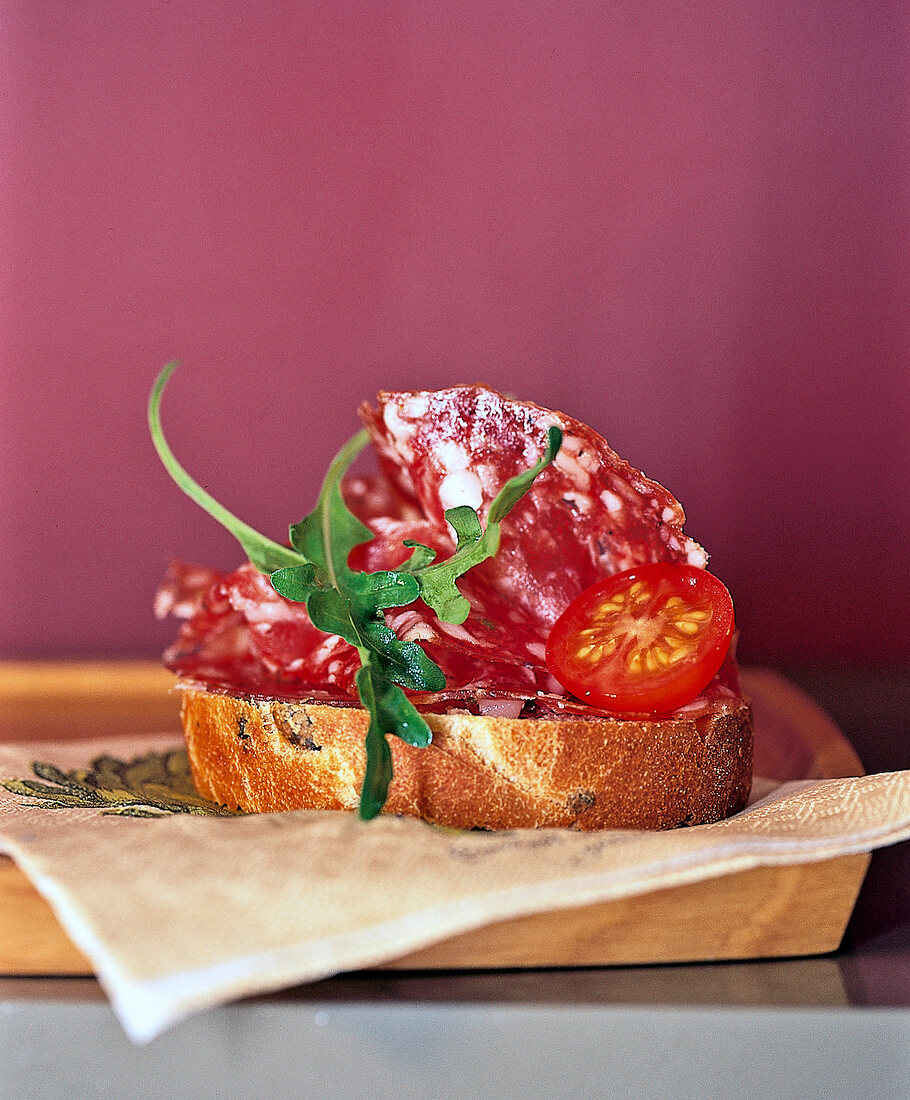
top-left (0, 749), bottom-right (239, 817)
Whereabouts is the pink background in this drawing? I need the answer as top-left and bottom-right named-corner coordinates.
top-left (2, 2), bottom-right (908, 667)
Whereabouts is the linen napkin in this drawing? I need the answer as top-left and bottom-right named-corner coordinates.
top-left (0, 671), bottom-right (908, 1043)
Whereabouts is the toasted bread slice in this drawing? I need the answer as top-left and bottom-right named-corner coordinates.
top-left (180, 686), bottom-right (752, 830)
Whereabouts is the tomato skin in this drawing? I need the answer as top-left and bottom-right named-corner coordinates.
top-left (545, 563), bottom-right (735, 716)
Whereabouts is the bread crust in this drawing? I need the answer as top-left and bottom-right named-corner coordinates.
top-left (180, 686), bottom-right (753, 830)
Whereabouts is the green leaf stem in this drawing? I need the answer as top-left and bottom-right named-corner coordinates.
top-left (148, 363), bottom-right (303, 573)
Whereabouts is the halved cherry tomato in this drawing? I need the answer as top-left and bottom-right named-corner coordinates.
top-left (545, 563), bottom-right (735, 715)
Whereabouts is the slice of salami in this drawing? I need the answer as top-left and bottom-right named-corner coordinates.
top-left (159, 385), bottom-right (727, 716)
top-left (154, 560), bottom-right (224, 622)
top-left (162, 562), bottom-right (360, 700)
top-left (359, 385), bottom-right (707, 669)
top-left (158, 558), bottom-right (550, 707)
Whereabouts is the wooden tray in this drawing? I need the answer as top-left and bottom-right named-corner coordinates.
top-left (0, 662), bottom-right (870, 976)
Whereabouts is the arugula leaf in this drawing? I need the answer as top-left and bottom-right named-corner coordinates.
top-left (150, 364), bottom-right (562, 821)
top-left (398, 540), bottom-right (437, 572)
top-left (272, 417), bottom-right (446, 816)
top-left (345, 569), bottom-right (421, 609)
top-left (413, 425), bottom-right (563, 624)
top-left (487, 427), bottom-right (563, 524)
top-left (447, 505), bottom-right (483, 545)
top-left (356, 664), bottom-right (431, 819)
top-left (303, 588), bottom-right (361, 645)
top-left (356, 664), bottom-right (434, 748)
top-left (288, 429), bottom-right (373, 586)
top-left (356, 619), bottom-right (446, 692)
top-left (148, 363), bottom-right (304, 574)
top-left (269, 563), bottom-right (319, 603)
top-left (357, 681), bottom-right (394, 820)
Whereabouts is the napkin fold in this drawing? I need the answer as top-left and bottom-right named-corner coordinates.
top-left (1, 677), bottom-right (908, 1043)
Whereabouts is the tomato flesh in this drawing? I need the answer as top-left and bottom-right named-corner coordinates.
top-left (545, 563), bottom-right (735, 715)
